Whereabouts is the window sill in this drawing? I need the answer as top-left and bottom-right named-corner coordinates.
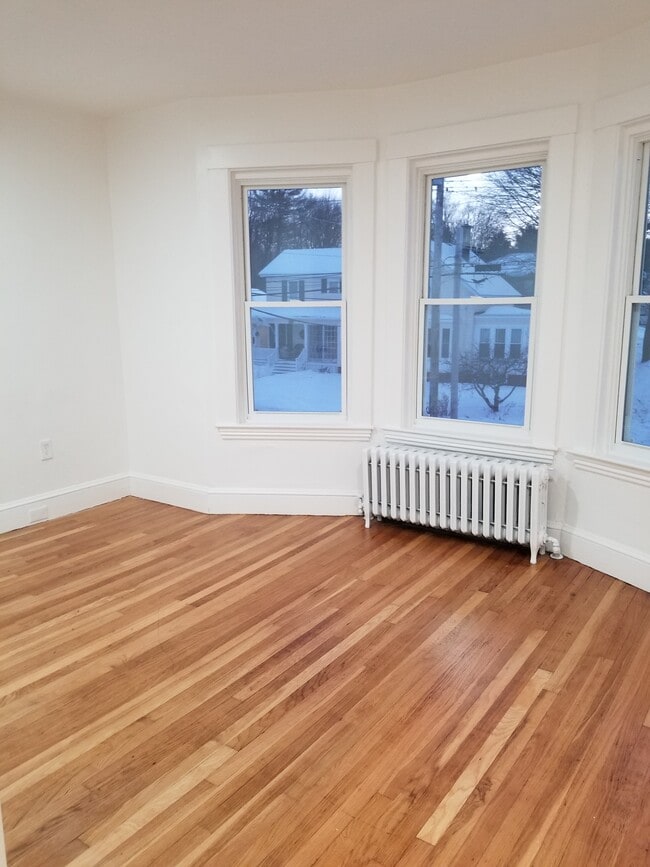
top-left (217, 425), bottom-right (372, 442)
top-left (382, 427), bottom-right (556, 465)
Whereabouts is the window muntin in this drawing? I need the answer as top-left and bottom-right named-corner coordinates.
top-left (419, 165), bottom-right (541, 426)
top-left (244, 186), bottom-right (344, 414)
top-left (620, 144), bottom-right (650, 448)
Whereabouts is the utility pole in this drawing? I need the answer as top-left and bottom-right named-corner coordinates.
top-left (450, 223), bottom-right (471, 418)
top-left (427, 178), bottom-right (444, 415)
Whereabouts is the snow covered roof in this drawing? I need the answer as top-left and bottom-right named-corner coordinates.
top-left (259, 248), bottom-right (341, 278)
top-left (251, 306), bottom-right (340, 324)
top-left (474, 304), bottom-right (530, 318)
top-left (488, 252), bottom-right (537, 276)
top-left (432, 242), bottom-right (522, 298)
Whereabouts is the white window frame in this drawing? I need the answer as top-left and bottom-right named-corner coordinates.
top-left (239, 177), bottom-right (347, 419)
top-left (413, 155), bottom-right (544, 433)
top-left (202, 138), bottom-right (376, 438)
top-left (378, 107), bottom-right (577, 462)
top-left (615, 139), bottom-right (650, 451)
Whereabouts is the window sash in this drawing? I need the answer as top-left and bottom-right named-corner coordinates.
top-left (241, 182), bottom-right (346, 417)
top-left (616, 142), bottom-right (650, 449)
top-left (245, 301), bottom-right (346, 415)
top-left (415, 163), bottom-right (542, 429)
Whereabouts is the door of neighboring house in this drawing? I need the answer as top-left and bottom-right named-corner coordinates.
top-left (308, 324), bottom-right (339, 363)
top-left (278, 322), bottom-right (304, 359)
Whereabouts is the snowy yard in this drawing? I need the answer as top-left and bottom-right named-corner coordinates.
top-left (628, 359), bottom-right (650, 445)
top-left (252, 370), bottom-right (342, 412)
top-left (627, 324), bottom-right (650, 445)
top-left (251, 353), bottom-right (649, 440)
top-left (424, 384), bottom-right (526, 425)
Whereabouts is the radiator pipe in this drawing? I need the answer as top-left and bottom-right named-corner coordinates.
top-left (544, 536), bottom-right (563, 559)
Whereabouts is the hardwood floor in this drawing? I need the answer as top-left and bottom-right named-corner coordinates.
top-left (0, 497), bottom-right (648, 866)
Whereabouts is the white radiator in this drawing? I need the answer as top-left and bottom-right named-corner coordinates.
top-left (363, 447), bottom-right (559, 564)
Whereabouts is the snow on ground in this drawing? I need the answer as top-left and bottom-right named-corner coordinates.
top-left (253, 369), bottom-right (525, 421)
top-left (253, 370), bottom-right (342, 412)
top-left (425, 384), bottom-right (526, 425)
top-left (628, 360), bottom-right (650, 446)
top-left (625, 324), bottom-right (650, 446)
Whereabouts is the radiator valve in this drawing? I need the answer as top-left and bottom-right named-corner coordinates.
top-left (545, 536), bottom-right (563, 560)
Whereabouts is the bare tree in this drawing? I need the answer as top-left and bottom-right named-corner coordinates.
top-left (247, 189), bottom-right (342, 287)
top-left (443, 199), bottom-right (506, 255)
top-left (486, 166), bottom-right (542, 236)
top-left (459, 350), bottom-right (528, 414)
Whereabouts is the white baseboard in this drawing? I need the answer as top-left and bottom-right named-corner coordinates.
top-left (3, 473), bottom-right (647, 595)
top-left (129, 473), bottom-right (362, 517)
top-left (129, 474), bottom-right (213, 513)
top-left (0, 474), bottom-right (130, 534)
top-left (561, 525), bottom-right (650, 593)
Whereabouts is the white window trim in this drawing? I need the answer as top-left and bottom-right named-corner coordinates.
top-left (238, 176), bottom-right (348, 421)
top-left (397, 134), bottom-right (573, 457)
top-left (614, 139), bottom-right (649, 452)
top-left (411, 153), bottom-right (544, 436)
top-left (201, 138), bottom-right (376, 436)
top-left (373, 108), bottom-right (576, 462)
top-left (595, 118), bottom-right (650, 466)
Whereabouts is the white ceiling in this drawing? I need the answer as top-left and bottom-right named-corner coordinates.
top-left (1, 0), bottom-right (649, 116)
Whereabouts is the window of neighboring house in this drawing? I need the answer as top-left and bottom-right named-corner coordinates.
top-left (440, 327), bottom-right (451, 359)
top-left (494, 328), bottom-right (506, 359)
top-left (321, 277), bottom-right (341, 295)
top-left (245, 185), bottom-right (344, 413)
top-left (510, 328), bottom-right (522, 359)
top-left (478, 328), bottom-right (491, 359)
top-left (620, 141), bottom-right (650, 448)
top-left (420, 165), bottom-right (540, 425)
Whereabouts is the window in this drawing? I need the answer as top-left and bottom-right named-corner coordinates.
top-left (620, 142), bottom-right (650, 448)
top-left (494, 328), bottom-right (506, 359)
top-left (244, 186), bottom-right (344, 413)
top-left (419, 165), bottom-right (541, 426)
top-left (478, 328), bottom-right (491, 359)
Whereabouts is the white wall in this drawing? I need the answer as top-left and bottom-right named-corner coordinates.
top-left (0, 95), bottom-right (128, 531)
top-left (4, 25), bottom-right (648, 590)
top-left (106, 28), bottom-right (650, 590)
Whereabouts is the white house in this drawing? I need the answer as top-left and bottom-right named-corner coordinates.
top-left (251, 248), bottom-right (343, 376)
top-left (429, 241), bottom-right (531, 366)
top-left (258, 248), bottom-right (342, 300)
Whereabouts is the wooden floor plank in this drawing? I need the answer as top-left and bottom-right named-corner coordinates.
top-left (0, 497), bottom-right (648, 866)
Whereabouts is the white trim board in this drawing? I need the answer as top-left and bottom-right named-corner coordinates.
top-left (382, 428), bottom-right (556, 465)
top-left (561, 524), bottom-right (650, 594)
top-left (2, 474), bottom-right (647, 595)
top-left (0, 475), bottom-right (130, 535)
top-left (217, 425), bottom-right (372, 441)
top-left (386, 105), bottom-right (578, 160)
top-left (130, 473), bottom-right (362, 517)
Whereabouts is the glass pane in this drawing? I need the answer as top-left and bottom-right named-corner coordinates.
top-left (426, 166), bottom-right (541, 299)
top-left (422, 303), bottom-right (531, 426)
top-left (247, 188), bottom-right (342, 301)
top-left (250, 306), bottom-right (342, 412)
top-left (622, 303), bottom-right (650, 446)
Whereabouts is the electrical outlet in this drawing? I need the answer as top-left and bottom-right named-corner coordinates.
top-left (39, 438), bottom-right (53, 461)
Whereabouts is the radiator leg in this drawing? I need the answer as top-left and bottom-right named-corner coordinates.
top-left (364, 510), bottom-right (371, 529)
top-left (545, 536), bottom-right (563, 560)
